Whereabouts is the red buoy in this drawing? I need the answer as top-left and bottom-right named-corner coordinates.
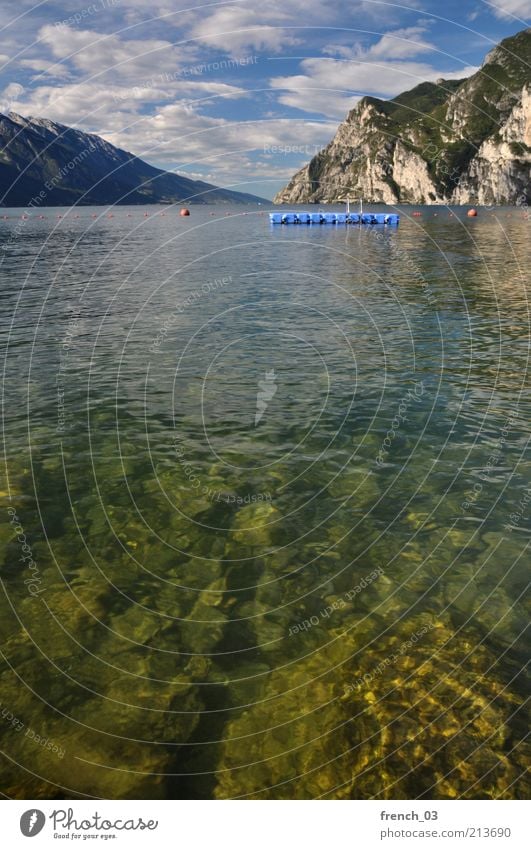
top-left (180, 208), bottom-right (191, 216)
top-left (467, 208), bottom-right (478, 217)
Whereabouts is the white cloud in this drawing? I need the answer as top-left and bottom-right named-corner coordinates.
top-left (321, 24), bottom-right (436, 61)
top-left (2, 82), bottom-right (24, 98)
top-left (187, 0), bottom-right (415, 56)
top-left (190, 5), bottom-right (300, 54)
top-left (0, 1), bottom-right (479, 193)
top-left (114, 79), bottom-right (250, 107)
top-left (19, 58), bottom-right (72, 79)
top-left (5, 72), bottom-right (335, 189)
top-left (106, 104), bottom-right (335, 168)
top-left (488, 0), bottom-right (531, 19)
top-left (103, 108), bottom-right (338, 193)
top-left (269, 72), bottom-right (362, 118)
top-left (8, 74), bottom-right (249, 129)
top-left (321, 44), bottom-right (360, 59)
top-left (37, 24), bottom-right (198, 83)
top-left (270, 31), bottom-right (479, 119)
top-left (0, 81), bottom-right (24, 111)
top-left (366, 26), bottom-right (435, 59)
top-left (7, 81), bottom-right (128, 128)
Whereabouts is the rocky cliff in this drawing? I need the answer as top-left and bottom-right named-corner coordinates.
top-left (275, 28), bottom-right (531, 206)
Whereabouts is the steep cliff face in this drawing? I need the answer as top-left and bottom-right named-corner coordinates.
top-left (275, 28), bottom-right (531, 206)
top-left (451, 87), bottom-right (531, 205)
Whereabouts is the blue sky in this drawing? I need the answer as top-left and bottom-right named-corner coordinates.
top-left (0, 0), bottom-right (530, 198)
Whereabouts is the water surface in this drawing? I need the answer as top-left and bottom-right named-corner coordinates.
top-left (1, 204), bottom-right (529, 799)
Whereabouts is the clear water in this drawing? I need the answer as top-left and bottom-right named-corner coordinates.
top-left (0, 204), bottom-right (529, 799)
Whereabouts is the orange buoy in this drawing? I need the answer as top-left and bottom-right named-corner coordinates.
top-left (467, 208), bottom-right (478, 217)
top-left (180, 208), bottom-right (191, 216)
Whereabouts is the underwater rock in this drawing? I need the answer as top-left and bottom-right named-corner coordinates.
top-left (180, 598), bottom-right (228, 655)
top-left (0, 655), bottom-right (175, 798)
top-left (213, 611), bottom-right (528, 799)
top-left (327, 469), bottom-right (380, 507)
top-left (214, 660), bottom-right (357, 799)
top-left (231, 502), bottom-right (278, 547)
top-left (236, 599), bottom-right (288, 653)
top-left (210, 661), bottom-right (271, 707)
top-left (110, 603), bottom-right (163, 646)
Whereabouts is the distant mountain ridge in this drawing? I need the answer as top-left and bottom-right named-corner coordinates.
top-left (275, 28), bottom-right (531, 206)
top-left (0, 112), bottom-right (265, 206)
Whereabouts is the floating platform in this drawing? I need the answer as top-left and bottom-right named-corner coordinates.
top-left (269, 212), bottom-right (399, 226)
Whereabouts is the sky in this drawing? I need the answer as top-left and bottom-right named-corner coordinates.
top-left (0, 0), bottom-right (530, 199)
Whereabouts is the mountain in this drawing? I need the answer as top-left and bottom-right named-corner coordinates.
top-left (0, 112), bottom-right (265, 206)
top-left (275, 28), bottom-right (531, 206)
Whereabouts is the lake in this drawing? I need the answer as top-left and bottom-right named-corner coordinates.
top-left (0, 203), bottom-right (529, 799)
